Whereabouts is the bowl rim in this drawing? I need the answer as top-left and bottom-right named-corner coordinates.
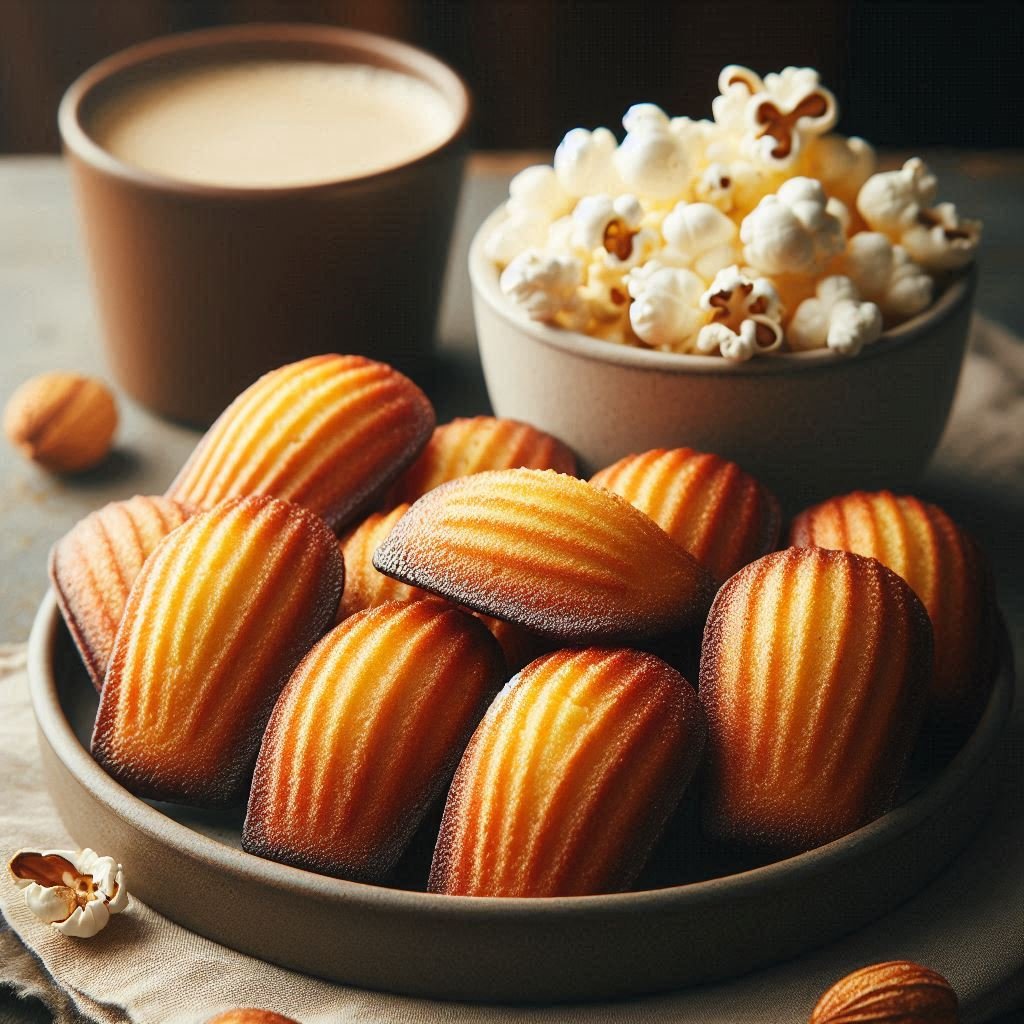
top-left (28, 588), bottom-right (1014, 922)
top-left (58, 22), bottom-right (472, 200)
top-left (469, 204), bottom-right (976, 376)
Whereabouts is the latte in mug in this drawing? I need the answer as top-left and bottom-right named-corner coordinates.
top-left (89, 59), bottom-right (459, 188)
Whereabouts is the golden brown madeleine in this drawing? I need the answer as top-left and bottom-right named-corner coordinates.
top-left (49, 496), bottom-right (191, 690)
top-left (790, 490), bottom-right (997, 734)
top-left (340, 503), bottom-right (544, 670)
top-left (385, 416), bottom-right (577, 506)
top-left (373, 469), bottom-right (716, 644)
top-left (810, 960), bottom-right (959, 1024)
top-left (429, 648), bottom-right (705, 897)
top-left (92, 495), bottom-right (343, 805)
top-left (166, 354), bottom-right (434, 531)
top-left (590, 447), bottom-right (780, 584)
top-left (243, 600), bottom-right (505, 880)
top-left (700, 547), bottom-right (932, 859)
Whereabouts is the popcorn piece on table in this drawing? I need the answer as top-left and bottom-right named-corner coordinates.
top-left (485, 164), bottom-right (572, 265)
top-left (499, 249), bottom-right (586, 328)
top-left (857, 158), bottom-right (981, 272)
top-left (614, 104), bottom-right (693, 201)
top-left (9, 848), bottom-right (128, 938)
top-left (787, 276), bottom-right (883, 356)
top-left (554, 126), bottom-right (622, 197)
top-left (571, 193), bottom-right (658, 270)
top-left (627, 262), bottom-right (706, 350)
top-left (841, 232), bottom-right (934, 322)
top-left (661, 202), bottom-right (738, 279)
top-left (714, 65), bottom-right (837, 170)
top-left (741, 177), bottom-right (846, 277)
top-left (696, 265), bottom-right (784, 361)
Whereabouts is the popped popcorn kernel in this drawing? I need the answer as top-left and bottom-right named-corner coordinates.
top-left (487, 65), bottom-right (979, 359)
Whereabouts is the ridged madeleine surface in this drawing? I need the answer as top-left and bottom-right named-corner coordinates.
top-left (373, 469), bottom-right (716, 644)
top-left (429, 648), bottom-right (705, 897)
top-left (810, 960), bottom-right (959, 1024)
top-left (700, 547), bottom-right (931, 857)
top-left (92, 495), bottom-right (344, 805)
top-left (790, 490), bottom-right (997, 733)
top-left (49, 495), bottom-right (191, 690)
top-left (386, 416), bottom-right (576, 506)
top-left (590, 448), bottom-right (780, 584)
top-left (243, 600), bottom-right (504, 880)
top-left (340, 504), bottom-right (544, 670)
top-left (166, 355), bottom-right (434, 531)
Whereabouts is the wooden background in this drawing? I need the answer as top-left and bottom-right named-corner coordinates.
top-left (1, 0), bottom-right (1021, 154)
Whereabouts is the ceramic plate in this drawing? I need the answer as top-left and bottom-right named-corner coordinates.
top-left (29, 590), bottom-right (1014, 1002)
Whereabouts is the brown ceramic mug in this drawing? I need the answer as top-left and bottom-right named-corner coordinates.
top-left (59, 24), bottom-right (471, 426)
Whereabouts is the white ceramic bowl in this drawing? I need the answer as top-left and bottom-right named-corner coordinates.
top-left (470, 207), bottom-right (976, 509)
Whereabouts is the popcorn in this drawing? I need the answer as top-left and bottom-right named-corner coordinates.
top-left (626, 262), bottom-right (705, 350)
top-left (614, 104), bottom-right (693, 200)
top-left (696, 265), bottom-right (784, 361)
top-left (741, 177), bottom-right (845, 276)
top-left (787, 276), bottom-right (883, 356)
top-left (9, 848), bottom-right (128, 939)
top-left (487, 65), bottom-right (980, 361)
top-left (554, 127), bottom-right (621, 197)
top-left (841, 232), bottom-right (934, 320)
top-left (500, 249), bottom-right (585, 325)
top-left (857, 158), bottom-right (981, 272)
top-left (570, 194), bottom-right (658, 269)
top-left (714, 65), bottom-right (837, 169)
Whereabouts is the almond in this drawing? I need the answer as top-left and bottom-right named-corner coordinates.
top-left (49, 495), bottom-right (191, 690)
top-left (4, 372), bottom-right (117, 473)
top-left (243, 600), bottom-right (504, 881)
top-left (700, 547), bottom-right (932, 858)
top-left (810, 960), bottom-right (959, 1024)
top-left (429, 648), bottom-right (706, 897)
top-left (790, 490), bottom-right (997, 736)
top-left (591, 447), bottom-right (780, 584)
top-left (92, 495), bottom-right (343, 805)
top-left (167, 354), bottom-right (434, 531)
top-left (385, 416), bottom-right (577, 506)
top-left (373, 468), bottom-right (716, 644)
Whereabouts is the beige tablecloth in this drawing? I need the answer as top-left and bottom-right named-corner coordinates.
top-left (2, 319), bottom-right (1023, 1024)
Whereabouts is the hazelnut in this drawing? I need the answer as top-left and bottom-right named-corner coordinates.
top-left (205, 1011), bottom-right (300, 1024)
top-left (4, 372), bottom-right (117, 473)
top-left (810, 960), bottom-right (959, 1024)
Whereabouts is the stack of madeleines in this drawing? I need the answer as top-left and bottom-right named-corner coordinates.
top-left (49, 353), bottom-right (998, 896)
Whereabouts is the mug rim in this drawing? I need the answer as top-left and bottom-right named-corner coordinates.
top-left (58, 22), bottom-right (473, 198)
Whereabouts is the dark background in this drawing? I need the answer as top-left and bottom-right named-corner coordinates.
top-left (1, 0), bottom-right (1022, 154)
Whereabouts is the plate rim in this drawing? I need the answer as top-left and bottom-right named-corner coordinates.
top-left (28, 587), bottom-right (1016, 922)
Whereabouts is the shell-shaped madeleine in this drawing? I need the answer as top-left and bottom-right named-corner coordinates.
top-left (700, 547), bottom-right (932, 858)
top-left (49, 495), bottom-right (191, 690)
top-left (429, 648), bottom-right (706, 897)
top-left (92, 495), bottom-right (344, 805)
top-left (340, 504), bottom-right (545, 670)
top-left (810, 960), bottom-right (959, 1024)
top-left (790, 490), bottom-right (997, 733)
top-left (243, 600), bottom-right (505, 880)
top-left (590, 448), bottom-right (780, 584)
top-left (385, 416), bottom-right (577, 506)
top-left (373, 469), bottom-right (716, 644)
top-left (166, 355), bottom-right (434, 531)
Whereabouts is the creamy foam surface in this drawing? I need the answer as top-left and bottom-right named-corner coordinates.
top-left (90, 60), bottom-right (458, 188)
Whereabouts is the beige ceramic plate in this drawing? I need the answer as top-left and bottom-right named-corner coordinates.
top-left (29, 590), bottom-right (1013, 1002)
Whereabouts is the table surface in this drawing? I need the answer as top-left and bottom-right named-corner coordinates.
top-left (0, 150), bottom-right (1022, 1021)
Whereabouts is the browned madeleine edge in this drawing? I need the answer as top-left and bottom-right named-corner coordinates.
top-left (90, 495), bottom-right (344, 807)
top-left (241, 599), bottom-right (506, 880)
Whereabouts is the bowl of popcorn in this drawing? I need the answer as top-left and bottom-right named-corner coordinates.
top-left (470, 65), bottom-right (980, 506)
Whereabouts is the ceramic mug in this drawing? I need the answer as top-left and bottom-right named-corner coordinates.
top-left (60, 24), bottom-right (471, 426)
